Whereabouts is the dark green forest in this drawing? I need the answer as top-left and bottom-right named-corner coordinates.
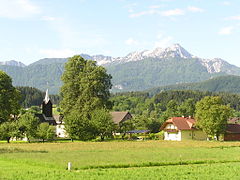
top-left (17, 86), bottom-right (60, 108)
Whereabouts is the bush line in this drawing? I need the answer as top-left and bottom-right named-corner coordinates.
top-left (77, 159), bottom-right (240, 170)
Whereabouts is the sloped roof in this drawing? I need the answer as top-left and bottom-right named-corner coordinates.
top-left (110, 111), bottom-right (132, 124)
top-left (226, 124), bottom-right (240, 134)
top-left (161, 117), bottom-right (196, 130)
top-left (35, 113), bottom-right (57, 125)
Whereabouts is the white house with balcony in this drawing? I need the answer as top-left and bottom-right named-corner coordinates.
top-left (160, 117), bottom-right (207, 141)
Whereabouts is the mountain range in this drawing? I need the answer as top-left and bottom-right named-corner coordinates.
top-left (1, 44), bottom-right (240, 94)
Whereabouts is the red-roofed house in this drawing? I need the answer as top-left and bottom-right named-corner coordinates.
top-left (160, 117), bottom-right (207, 141)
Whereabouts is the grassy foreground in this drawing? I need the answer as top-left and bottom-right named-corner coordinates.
top-left (1, 140), bottom-right (240, 179)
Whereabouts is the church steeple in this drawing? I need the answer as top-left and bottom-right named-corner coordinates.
top-left (42, 89), bottom-right (52, 117)
top-left (44, 89), bottom-right (50, 103)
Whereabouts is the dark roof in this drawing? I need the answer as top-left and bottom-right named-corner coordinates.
top-left (110, 111), bottom-right (132, 124)
top-left (35, 114), bottom-right (57, 125)
top-left (127, 130), bottom-right (150, 134)
top-left (226, 124), bottom-right (240, 134)
top-left (160, 117), bottom-right (196, 130)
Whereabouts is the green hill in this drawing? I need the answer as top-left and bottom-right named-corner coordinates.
top-left (147, 75), bottom-right (240, 96)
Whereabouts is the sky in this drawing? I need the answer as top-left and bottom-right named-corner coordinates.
top-left (0, 0), bottom-right (240, 66)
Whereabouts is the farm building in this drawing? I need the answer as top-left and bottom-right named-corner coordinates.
top-left (160, 117), bottom-right (207, 141)
top-left (110, 111), bottom-right (132, 125)
top-left (224, 124), bottom-right (240, 141)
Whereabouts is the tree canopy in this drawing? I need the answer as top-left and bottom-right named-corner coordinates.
top-left (0, 71), bottom-right (21, 123)
top-left (195, 96), bottom-right (233, 139)
top-left (60, 55), bottom-right (112, 140)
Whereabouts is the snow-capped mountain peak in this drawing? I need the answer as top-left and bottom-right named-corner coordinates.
top-left (0, 60), bottom-right (26, 67)
top-left (105, 43), bottom-right (194, 64)
top-left (144, 43), bottom-right (193, 59)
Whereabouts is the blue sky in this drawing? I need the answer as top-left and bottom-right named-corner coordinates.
top-left (0, 0), bottom-right (240, 66)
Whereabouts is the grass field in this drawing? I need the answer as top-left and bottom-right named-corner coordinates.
top-left (1, 140), bottom-right (240, 179)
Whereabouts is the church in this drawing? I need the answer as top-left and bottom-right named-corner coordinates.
top-left (35, 90), bottom-right (133, 139)
top-left (35, 90), bottom-right (67, 138)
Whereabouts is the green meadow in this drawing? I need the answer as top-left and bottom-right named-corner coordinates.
top-left (1, 140), bottom-right (240, 179)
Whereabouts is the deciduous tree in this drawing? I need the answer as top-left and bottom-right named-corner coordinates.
top-left (195, 96), bottom-right (233, 140)
top-left (36, 123), bottom-right (55, 142)
top-left (18, 112), bottom-right (39, 142)
top-left (60, 55), bottom-right (112, 140)
top-left (91, 108), bottom-right (115, 141)
top-left (0, 71), bottom-right (20, 123)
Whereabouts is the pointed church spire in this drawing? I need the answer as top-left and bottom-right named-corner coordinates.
top-left (44, 89), bottom-right (50, 103)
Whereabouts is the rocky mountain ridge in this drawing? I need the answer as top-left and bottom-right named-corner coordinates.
top-left (0, 44), bottom-right (240, 93)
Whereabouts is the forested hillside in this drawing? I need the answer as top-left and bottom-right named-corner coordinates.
top-left (147, 75), bottom-right (240, 96)
top-left (17, 86), bottom-right (60, 108)
top-left (107, 57), bottom-right (227, 91)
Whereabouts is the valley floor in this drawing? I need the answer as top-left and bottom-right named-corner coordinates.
top-left (1, 140), bottom-right (240, 179)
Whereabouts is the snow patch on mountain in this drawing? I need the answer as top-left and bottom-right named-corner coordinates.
top-left (200, 58), bottom-right (224, 73)
top-left (0, 60), bottom-right (26, 67)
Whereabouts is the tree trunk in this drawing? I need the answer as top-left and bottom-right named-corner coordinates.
top-left (101, 136), bottom-right (104, 141)
top-left (122, 133), bottom-right (126, 140)
top-left (7, 137), bottom-right (10, 143)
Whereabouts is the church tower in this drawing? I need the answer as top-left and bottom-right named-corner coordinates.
top-left (42, 89), bottom-right (52, 117)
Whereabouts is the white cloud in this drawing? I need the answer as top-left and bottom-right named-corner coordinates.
top-left (0, 0), bottom-right (40, 19)
top-left (149, 5), bottom-right (161, 9)
top-left (125, 38), bottom-right (139, 45)
top-left (39, 49), bottom-right (77, 58)
top-left (129, 9), bottom-right (160, 18)
top-left (154, 33), bottom-right (173, 48)
top-left (130, 8), bottom-right (185, 18)
top-left (187, 6), bottom-right (204, 13)
top-left (218, 26), bottom-right (233, 35)
top-left (161, 9), bottom-right (184, 16)
top-left (41, 16), bottom-right (57, 21)
top-left (225, 15), bottom-right (240, 21)
top-left (221, 1), bottom-right (230, 6)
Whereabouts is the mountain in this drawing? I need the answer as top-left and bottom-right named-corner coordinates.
top-left (0, 60), bottom-right (26, 67)
top-left (1, 44), bottom-right (240, 94)
top-left (147, 75), bottom-right (240, 96)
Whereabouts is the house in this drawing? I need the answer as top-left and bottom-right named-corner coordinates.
top-left (110, 111), bottom-right (132, 125)
top-left (224, 124), bottom-right (240, 141)
top-left (35, 89), bottom-right (67, 138)
top-left (160, 117), bottom-right (207, 141)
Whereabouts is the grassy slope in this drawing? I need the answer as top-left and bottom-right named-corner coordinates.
top-left (1, 141), bottom-right (240, 179)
